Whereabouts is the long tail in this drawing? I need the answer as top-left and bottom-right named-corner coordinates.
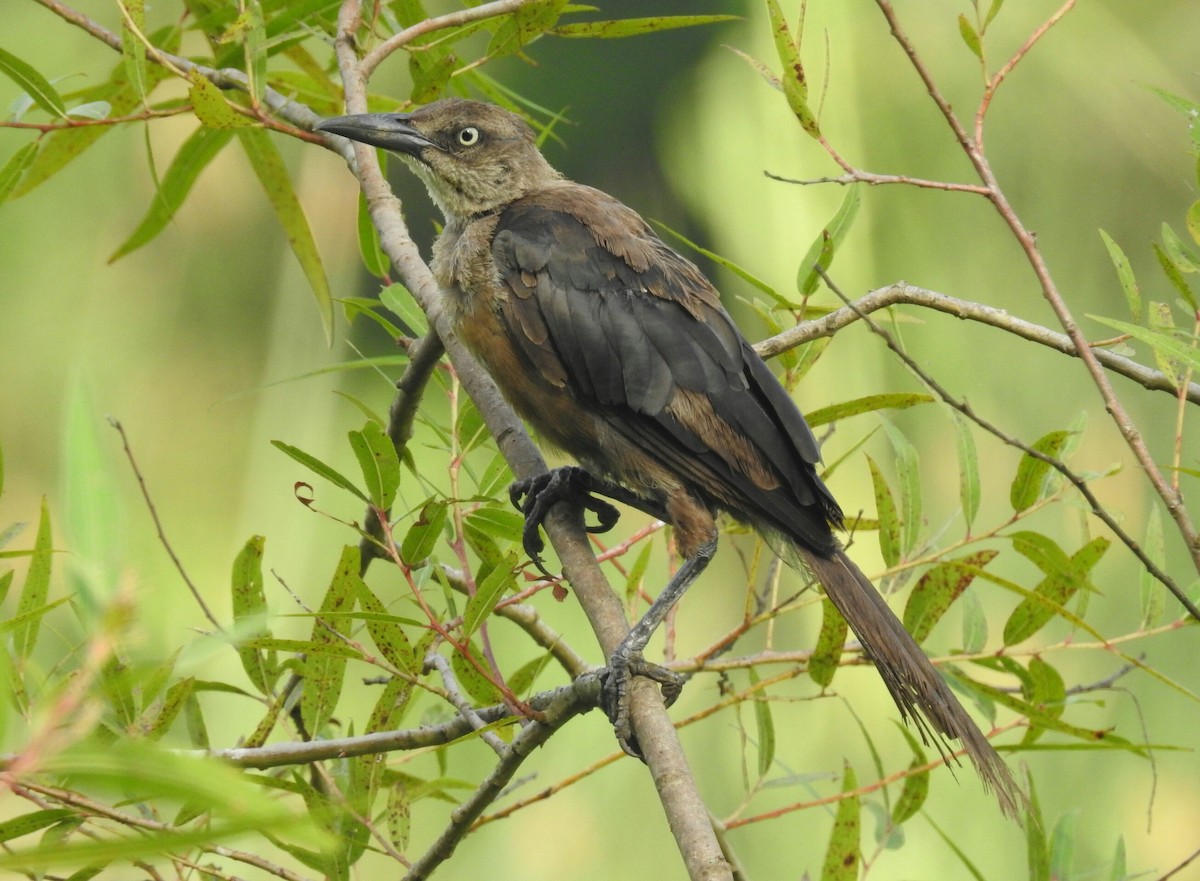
top-left (800, 546), bottom-right (1024, 819)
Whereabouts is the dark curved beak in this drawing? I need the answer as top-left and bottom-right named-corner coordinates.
top-left (315, 113), bottom-right (434, 157)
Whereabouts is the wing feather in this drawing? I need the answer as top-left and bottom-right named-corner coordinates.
top-left (490, 188), bottom-right (841, 549)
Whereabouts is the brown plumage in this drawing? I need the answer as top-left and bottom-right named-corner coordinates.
top-left (317, 99), bottom-right (1022, 817)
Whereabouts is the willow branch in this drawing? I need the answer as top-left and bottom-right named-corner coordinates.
top-left (754, 282), bottom-right (1200, 405)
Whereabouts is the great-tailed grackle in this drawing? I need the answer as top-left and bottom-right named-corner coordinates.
top-left (317, 99), bottom-right (1021, 816)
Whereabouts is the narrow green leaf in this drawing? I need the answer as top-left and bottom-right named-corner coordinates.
top-left (1099, 229), bottom-right (1141, 320)
top-left (890, 723), bottom-right (929, 825)
top-left (237, 128), bottom-right (334, 342)
top-left (463, 553), bottom-right (517, 637)
top-left (1010, 429), bottom-right (1072, 513)
top-left (0, 47), bottom-right (67, 118)
top-left (121, 0), bottom-right (149, 103)
top-left (805, 393), bottom-right (932, 428)
top-left (952, 410), bottom-right (981, 532)
top-left (748, 667), bottom-right (775, 778)
top-left (0, 810), bottom-right (76, 844)
top-left (409, 50), bottom-right (458, 104)
top-left (300, 546), bottom-right (359, 733)
top-left (134, 677), bottom-right (196, 740)
top-left (764, 0), bottom-right (819, 137)
top-left (1089, 314), bottom-right (1200, 374)
top-left (110, 126), bottom-right (234, 261)
top-left (798, 186), bottom-right (861, 295)
top-left (449, 640), bottom-right (503, 705)
top-left (271, 439), bottom-right (369, 503)
top-left (866, 455), bottom-right (900, 568)
top-left (357, 190), bottom-right (390, 277)
top-left (0, 570), bottom-right (12, 605)
top-left (984, 0), bottom-right (1006, 27)
top-left (1153, 243), bottom-right (1197, 310)
top-left (957, 14), bottom-right (983, 59)
top-left (187, 70), bottom-right (254, 128)
top-left (1023, 656), bottom-right (1066, 727)
top-left (879, 419), bottom-right (921, 557)
top-left (231, 534), bottom-right (277, 694)
top-left (550, 15), bottom-right (738, 38)
top-left (463, 507), bottom-right (524, 544)
top-left (386, 782), bottom-right (411, 851)
top-left (1107, 837), bottom-right (1127, 881)
top-left (960, 588), bottom-right (988, 654)
top-left (348, 420), bottom-right (401, 510)
top-left (13, 498), bottom-right (53, 658)
top-left (355, 580), bottom-right (417, 673)
top-left (184, 691), bottom-right (209, 748)
top-left (724, 44), bottom-right (782, 93)
top-left (0, 142), bottom-right (38, 203)
top-left (238, 637), bottom-right (362, 659)
top-left (820, 762), bottom-right (860, 881)
top-left (1139, 507), bottom-right (1165, 628)
top-left (400, 499), bottom-right (448, 566)
top-left (1026, 772), bottom-right (1049, 881)
top-left (902, 550), bottom-right (999, 644)
top-left (1048, 812), bottom-right (1077, 881)
top-left (379, 282), bottom-right (428, 337)
top-left (1161, 221), bottom-right (1200, 273)
top-left (809, 596), bottom-right (847, 688)
top-left (1003, 536), bottom-right (1110, 645)
top-left (1187, 199), bottom-right (1200, 247)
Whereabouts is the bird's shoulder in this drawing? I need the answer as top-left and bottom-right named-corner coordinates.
top-left (492, 182), bottom-right (721, 312)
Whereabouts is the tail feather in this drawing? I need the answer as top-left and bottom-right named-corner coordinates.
top-left (800, 546), bottom-right (1024, 819)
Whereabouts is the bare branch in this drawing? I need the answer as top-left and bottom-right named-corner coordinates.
top-left (754, 282), bottom-right (1200, 405)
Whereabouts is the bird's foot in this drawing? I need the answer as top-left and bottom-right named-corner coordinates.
top-left (509, 466), bottom-right (621, 577)
top-left (599, 648), bottom-right (684, 759)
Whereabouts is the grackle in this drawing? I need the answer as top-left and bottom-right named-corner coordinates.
top-left (316, 99), bottom-right (1021, 816)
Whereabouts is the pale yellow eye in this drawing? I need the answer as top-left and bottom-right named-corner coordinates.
top-left (457, 127), bottom-right (480, 146)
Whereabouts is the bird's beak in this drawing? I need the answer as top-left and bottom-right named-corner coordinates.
top-left (315, 113), bottom-right (435, 157)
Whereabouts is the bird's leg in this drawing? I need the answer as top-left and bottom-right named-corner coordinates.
top-left (509, 466), bottom-right (668, 577)
top-left (602, 537), bottom-right (716, 758)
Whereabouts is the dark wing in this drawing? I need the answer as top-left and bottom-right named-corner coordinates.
top-left (491, 187), bottom-right (842, 554)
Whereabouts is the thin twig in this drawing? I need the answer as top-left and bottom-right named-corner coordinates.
top-left (402, 675), bottom-right (600, 881)
top-left (425, 652), bottom-right (508, 755)
top-left (109, 418), bottom-right (223, 631)
top-left (361, 0), bottom-right (537, 80)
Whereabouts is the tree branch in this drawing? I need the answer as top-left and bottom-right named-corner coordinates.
top-left (754, 282), bottom-right (1200, 404)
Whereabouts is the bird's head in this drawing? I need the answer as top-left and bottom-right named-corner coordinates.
top-left (316, 98), bottom-right (561, 221)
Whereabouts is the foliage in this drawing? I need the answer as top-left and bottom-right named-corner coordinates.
top-left (1, 1), bottom-right (1198, 880)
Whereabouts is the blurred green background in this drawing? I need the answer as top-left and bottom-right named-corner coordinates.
top-left (2, 1), bottom-right (1199, 878)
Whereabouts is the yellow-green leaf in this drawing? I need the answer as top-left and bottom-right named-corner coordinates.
top-left (13, 498), bottom-right (53, 658)
top-left (764, 0), bottom-right (819, 137)
top-left (237, 128), bottom-right (334, 342)
top-left (110, 125), bottom-right (235, 261)
top-left (1010, 430), bottom-right (1072, 513)
top-left (550, 15), bottom-right (739, 38)
top-left (809, 596), bottom-right (847, 688)
top-left (820, 762), bottom-right (860, 881)
top-left (0, 46), bottom-right (67, 118)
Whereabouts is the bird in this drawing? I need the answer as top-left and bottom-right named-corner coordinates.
top-left (315, 98), bottom-right (1022, 817)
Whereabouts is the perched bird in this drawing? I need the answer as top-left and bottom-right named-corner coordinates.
top-left (316, 99), bottom-right (1021, 816)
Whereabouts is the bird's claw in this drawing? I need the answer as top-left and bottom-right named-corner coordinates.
top-left (509, 466), bottom-right (621, 577)
top-left (599, 649), bottom-right (684, 760)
